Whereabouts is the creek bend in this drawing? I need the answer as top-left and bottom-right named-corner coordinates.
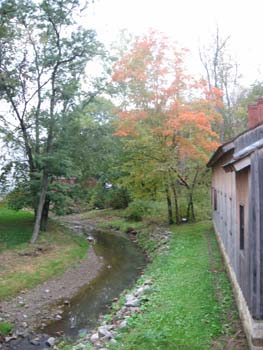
top-left (43, 227), bottom-right (147, 337)
top-left (4, 221), bottom-right (147, 350)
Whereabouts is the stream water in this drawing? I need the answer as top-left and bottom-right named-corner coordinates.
top-left (4, 225), bottom-right (147, 350)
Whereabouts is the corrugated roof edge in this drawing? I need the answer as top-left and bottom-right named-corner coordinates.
top-left (206, 121), bottom-right (263, 168)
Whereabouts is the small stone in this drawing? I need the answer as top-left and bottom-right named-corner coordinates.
top-left (90, 333), bottom-right (99, 343)
top-left (5, 336), bottom-right (16, 343)
top-left (119, 320), bottom-right (127, 328)
top-left (22, 322), bottom-right (28, 328)
top-left (55, 314), bottom-right (62, 320)
top-left (64, 300), bottom-right (70, 305)
top-left (134, 284), bottom-right (151, 297)
top-left (106, 324), bottom-right (115, 331)
top-left (23, 314), bottom-right (28, 318)
top-left (110, 338), bottom-right (117, 344)
top-left (45, 289), bottom-right (50, 293)
top-left (46, 336), bottom-right (56, 347)
top-left (125, 296), bottom-right (140, 307)
top-left (30, 337), bottom-right (41, 345)
top-left (55, 309), bottom-right (63, 314)
top-left (98, 326), bottom-right (112, 339)
top-left (55, 331), bottom-right (63, 336)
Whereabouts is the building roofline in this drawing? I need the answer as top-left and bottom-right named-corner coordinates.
top-left (207, 141), bottom-right (234, 167)
top-left (207, 121), bottom-right (263, 168)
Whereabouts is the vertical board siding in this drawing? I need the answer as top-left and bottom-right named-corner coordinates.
top-left (212, 153), bottom-right (237, 275)
top-left (211, 123), bottom-right (263, 323)
top-left (236, 168), bottom-right (250, 303)
top-left (249, 154), bottom-right (257, 316)
top-left (258, 150), bottom-right (263, 318)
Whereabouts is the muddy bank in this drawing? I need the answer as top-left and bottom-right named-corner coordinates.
top-left (0, 246), bottom-right (103, 333)
top-left (0, 215), bottom-right (147, 350)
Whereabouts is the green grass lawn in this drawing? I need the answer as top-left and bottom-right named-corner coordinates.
top-left (109, 222), bottom-right (243, 350)
top-left (0, 207), bottom-right (34, 251)
top-left (0, 206), bottom-right (88, 300)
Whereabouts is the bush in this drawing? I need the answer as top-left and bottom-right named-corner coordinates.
top-left (105, 187), bottom-right (131, 209)
top-left (90, 183), bottom-right (131, 210)
top-left (125, 200), bottom-right (152, 221)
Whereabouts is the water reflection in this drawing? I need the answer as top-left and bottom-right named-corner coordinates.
top-left (42, 229), bottom-right (146, 338)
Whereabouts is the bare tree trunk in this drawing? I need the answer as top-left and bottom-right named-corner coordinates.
top-left (186, 167), bottom-right (199, 223)
top-left (186, 191), bottom-right (195, 222)
top-left (170, 178), bottom-right (180, 224)
top-left (40, 198), bottom-right (50, 232)
top-left (31, 171), bottom-right (49, 244)
top-left (165, 183), bottom-right (174, 225)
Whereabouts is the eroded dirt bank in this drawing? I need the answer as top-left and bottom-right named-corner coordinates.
top-left (0, 219), bottom-right (103, 335)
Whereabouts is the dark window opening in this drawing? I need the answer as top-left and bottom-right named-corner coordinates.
top-left (240, 205), bottom-right (245, 250)
top-left (213, 189), bottom-right (217, 211)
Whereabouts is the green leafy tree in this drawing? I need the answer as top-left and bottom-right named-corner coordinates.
top-left (0, 0), bottom-right (105, 242)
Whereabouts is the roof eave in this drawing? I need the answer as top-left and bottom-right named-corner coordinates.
top-left (207, 141), bottom-right (235, 168)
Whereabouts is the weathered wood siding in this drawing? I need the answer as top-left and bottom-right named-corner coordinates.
top-left (210, 123), bottom-right (263, 323)
top-left (248, 149), bottom-right (263, 319)
top-left (212, 153), bottom-right (238, 274)
top-left (212, 145), bottom-right (263, 320)
top-left (236, 168), bottom-right (250, 303)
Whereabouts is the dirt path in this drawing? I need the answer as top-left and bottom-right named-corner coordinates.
top-left (0, 219), bottom-right (104, 335)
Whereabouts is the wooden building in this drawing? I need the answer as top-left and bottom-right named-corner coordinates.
top-left (207, 98), bottom-right (263, 350)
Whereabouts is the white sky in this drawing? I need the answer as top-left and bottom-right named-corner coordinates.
top-left (86, 0), bottom-right (263, 86)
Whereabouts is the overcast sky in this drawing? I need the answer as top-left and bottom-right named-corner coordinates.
top-left (86, 0), bottom-right (263, 86)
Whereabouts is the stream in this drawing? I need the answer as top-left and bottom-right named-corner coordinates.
top-left (3, 224), bottom-right (147, 350)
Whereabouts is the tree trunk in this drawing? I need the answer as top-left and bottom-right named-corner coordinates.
top-left (40, 199), bottom-right (50, 232)
top-left (170, 179), bottom-right (180, 224)
top-left (165, 183), bottom-right (174, 225)
top-left (31, 171), bottom-right (49, 244)
top-left (186, 191), bottom-right (195, 222)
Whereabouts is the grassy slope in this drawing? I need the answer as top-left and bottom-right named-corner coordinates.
top-left (0, 207), bottom-right (88, 300)
top-left (0, 207), bottom-right (34, 251)
top-left (109, 222), bottom-right (243, 350)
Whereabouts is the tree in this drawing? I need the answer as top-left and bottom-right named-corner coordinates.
top-left (112, 30), bottom-right (222, 223)
top-left (0, 0), bottom-right (105, 242)
top-left (234, 81), bottom-right (263, 128)
top-left (199, 25), bottom-right (243, 140)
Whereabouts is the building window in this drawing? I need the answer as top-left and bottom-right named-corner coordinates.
top-left (240, 205), bottom-right (245, 250)
top-left (213, 189), bottom-right (217, 211)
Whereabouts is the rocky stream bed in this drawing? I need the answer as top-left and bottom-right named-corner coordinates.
top-left (0, 217), bottom-right (163, 350)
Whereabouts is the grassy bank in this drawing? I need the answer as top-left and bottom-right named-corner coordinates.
top-left (108, 222), bottom-right (245, 350)
top-left (64, 210), bottom-right (247, 350)
top-left (0, 207), bottom-right (88, 300)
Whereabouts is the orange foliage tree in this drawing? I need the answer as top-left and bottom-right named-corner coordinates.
top-left (112, 30), bottom-right (222, 223)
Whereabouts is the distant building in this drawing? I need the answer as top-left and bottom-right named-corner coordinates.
top-left (207, 98), bottom-right (263, 350)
